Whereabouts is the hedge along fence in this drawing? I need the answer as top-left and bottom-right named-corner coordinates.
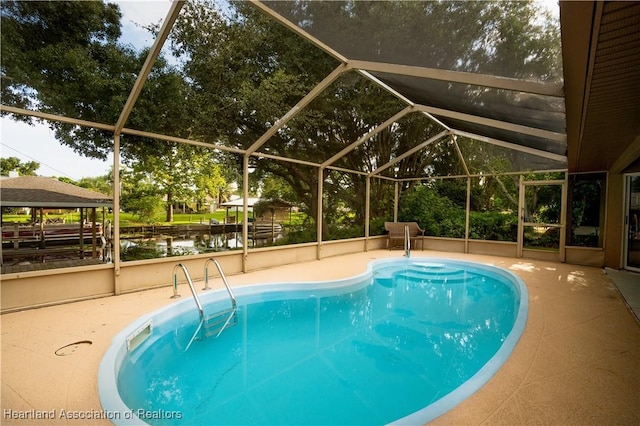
top-left (393, 172), bottom-right (605, 248)
top-left (397, 177), bottom-right (519, 243)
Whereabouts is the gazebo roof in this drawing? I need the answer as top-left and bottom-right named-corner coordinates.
top-left (220, 197), bottom-right (262, 208)
top-left (0, 175), bottom-right (112, 208)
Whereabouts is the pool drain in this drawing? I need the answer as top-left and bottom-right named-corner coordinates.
top-left (55, 340), bottom-right (92, 356)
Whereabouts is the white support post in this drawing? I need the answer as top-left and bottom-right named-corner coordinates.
top-left (465, 177), bottom-right (471, 254)
top-left (560, 173), bottom-right (568, 263)
top-left (242, 155), bottom-right (250, 272)
top-left (365, 176), bottom-right (371, 252)
top-left (317, 168), bottom-right (324, 260)
top-left (394, 181), bottom-right (399, 222)
top-left (113, 133), bottom-right (121, 293)
top-left (517, 175), bottom-right (524, 258)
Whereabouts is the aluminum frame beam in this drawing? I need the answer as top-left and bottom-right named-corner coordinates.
top-left (347, 60), bottom-right (565, 97)
top-left (397, 168), bottom-right (568, 182)
top-left (4, 0), bottom-right (572, 187)
top-left (356, 70), bottom-right (415, 107)
top-left (121, 128), bottom-right (245, 155)
top-left (321, 106), bottom-right (414, 168)
top-left (358, 69), bottom-right (452, 131)
top-left (251, 1), bottom-right (563, 96)
top-left (0, 105), bottom-right (115, 131)
top-left (369, 130), bottom-right (448, 177)
top-left (452, 135), bottom-right (471, 176)
top-left (245, 64), bottom-right (348, 155)
top-left (452, 129), bottom-right (567, 163)
top-left (415, 105), bottom-right (566, 143)
top-left (250, 0), bottom-right (349, 64)
top-left (114, 0), bottom-right (185, 135)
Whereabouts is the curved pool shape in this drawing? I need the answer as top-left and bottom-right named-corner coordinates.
top-left (99, 258), bottom-right (528, 425)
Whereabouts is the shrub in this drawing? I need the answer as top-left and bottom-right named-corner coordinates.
top-left (469, 211), bottom-right (518, 241)
top-left (399, 185), bottom-right (465, 238)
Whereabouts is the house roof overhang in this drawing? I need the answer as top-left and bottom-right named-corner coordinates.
top-left (561, 1), bottom-right (640, 174)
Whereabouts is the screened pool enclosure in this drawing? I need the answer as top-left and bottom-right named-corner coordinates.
top-left (1, 0), bottom-right (623, 280)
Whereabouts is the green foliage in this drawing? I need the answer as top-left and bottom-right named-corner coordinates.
top-left (399, 185), bottom-right (465, 238)
top-left (125, 196), bottom-right (164, 225)
top-left (193, 164), bottom-right (227, 209)
top-left (120, 242), bottom-right (164, 261)
top-left (525, 183), bottom-right (562, 224)
top-left (0, 157), bottom-right (39, 176)
top-left (469, 211), bottom-right (518, 241)
top-left (568, 173), bottom-right (605, 247)
top-left (2, 0), bottom-right (198, 169)
top-left (324, 221), bottom-right (364, 241)
top-left (274, 223), bottom-right (317, 245)
top-left (124, 144), bottom-right (229, 221)
top-left (76, 174), bottom-right (112, 196)
top-left (524, 227), bottom-right (560, 250)
top-left (369, 217), bottom-right (390, 237)
top-left (1, 0), bottom-right (137, 160)
top-left (398, 178), bottom-right (518, 241)
top-left (1, 0), bottom-right (122, 112)
top-left (120, 169), bottom-right (164, 224)
top-left (259, 175), bottom-right (298, 205)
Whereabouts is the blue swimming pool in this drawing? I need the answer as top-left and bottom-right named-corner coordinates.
top-left (99, 258), bottom-right (528, 425)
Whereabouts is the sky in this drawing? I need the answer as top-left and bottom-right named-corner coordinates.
top-left (0, 1), bottom-right (172, 180)
top-left (0, 0), bottom-right (560, 181)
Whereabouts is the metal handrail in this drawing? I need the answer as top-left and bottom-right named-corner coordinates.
top-left (204, 258), bottom-right (237, 312)
top-left (172, 263), bottom-right (205, 351)
top-left (172, 263), bottom-right (204, 322)
top-left (404, 224), bottom-right (411, 258)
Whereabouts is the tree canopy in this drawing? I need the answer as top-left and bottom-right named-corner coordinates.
top-left (2, 0), bottom-right (563, 231)
top-left (0, 156), bottom-right (39, 176)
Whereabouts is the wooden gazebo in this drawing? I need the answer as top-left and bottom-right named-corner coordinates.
top-left (1, 175), bottom-right (113, 266)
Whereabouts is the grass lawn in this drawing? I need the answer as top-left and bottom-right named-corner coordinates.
top-left (2, 210), bottom-right (307, 227)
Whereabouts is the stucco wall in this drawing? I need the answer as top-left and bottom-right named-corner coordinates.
top-left (604, 173), bottom-right (625, 269)
top-left (1, 263), bottom-right (113, 312)
top-left (1, 239), bottom-right (372, 312)
top-left (565, 246), bottom-right (605, 267)
top-left (468, 240), bottom-right (518, 258)
top-left (0, 235), bottom-right (609, 313)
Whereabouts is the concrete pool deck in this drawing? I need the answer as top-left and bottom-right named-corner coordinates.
top-left (1, 250), bottom-right (639, 425)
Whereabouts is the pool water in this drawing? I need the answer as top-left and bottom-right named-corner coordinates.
top-left (100, 258), bottom-right (528, 425)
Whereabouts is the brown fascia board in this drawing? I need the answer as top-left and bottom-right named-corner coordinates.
top-left (560, 1), bottom-right (597, 172)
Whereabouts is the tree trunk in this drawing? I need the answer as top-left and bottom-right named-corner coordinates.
top-left (166, 191), bottom-right (174, 223)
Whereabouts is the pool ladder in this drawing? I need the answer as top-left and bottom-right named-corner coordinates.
top-left (172, 259), bottom-right (237, 351)
top-left (404, 224), bottom-right (411, 258)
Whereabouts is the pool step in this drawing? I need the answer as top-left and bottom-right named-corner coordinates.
top-left (374, 264), bottom-right (484, 287)
top-left (203, 307), bottom-right (237, 338)
top-left (373, 265), bottom-right (452, 287)
top-left (396, 269), bottom-right (482, 285)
